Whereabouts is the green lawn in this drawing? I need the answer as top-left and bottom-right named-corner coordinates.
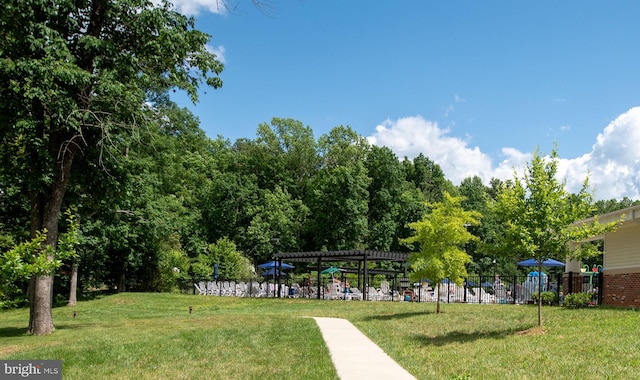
top-left (2, 293), bottom-right (639, 379)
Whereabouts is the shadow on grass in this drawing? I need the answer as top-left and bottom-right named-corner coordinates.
top-left (52, 290), bottom-right (110, 309)
top-left (0, 327), bottom-right (29, 337)
top-left (413, 325), bottom-right (536, 347)
top-left (0, 322), bottom-right (98, 338)
top-left (362, 311), bottom-right (435, 321)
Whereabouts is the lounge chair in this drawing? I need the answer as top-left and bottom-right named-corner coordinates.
top-left (207, 281), bottom-right (219, 296)
top-left (324, 283), bottom-right (342, 300)
top-left (380, 281), bottom-right (392, 301)
top-left (346, 287), bottom-right (363, 301)
top-left (194, 282), bottom-right (207, 295)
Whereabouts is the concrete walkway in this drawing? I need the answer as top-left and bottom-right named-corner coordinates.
top-left (313, 317), bottom-right (416, 380)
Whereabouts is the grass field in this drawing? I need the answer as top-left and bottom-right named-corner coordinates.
top-left (1, 293), bottom-right (639, 379)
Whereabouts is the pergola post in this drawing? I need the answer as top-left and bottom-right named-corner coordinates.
top-left (276, 258), bottom-right (281, 298)
top-left (316, 258), bottom-right (322, 300)
top-left (357, 261), bottom-right (362, 295)
top-left (363, 253), bottom-right (368, 301)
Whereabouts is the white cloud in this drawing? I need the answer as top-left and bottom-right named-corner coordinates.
top-left (561, 106), bottom-right (640, 200)
top-left (367, 107), bottom-right (640, 201)
top-left (206, 44), bottom-right (226, 63)
top-left (367, 116), bottom-right (496, 185)
top-left (168, 0), bottom-right (226, 16)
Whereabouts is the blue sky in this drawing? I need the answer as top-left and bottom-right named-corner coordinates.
top-left (170, 1), bottom-right (640, 201)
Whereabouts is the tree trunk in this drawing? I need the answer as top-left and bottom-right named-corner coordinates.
top-left (27, 132), bottom-right (77, 334)
top-left (436, 283), bottom-right (441, 314)
top-left (28, 275), bottom-right (55, 335)
top-left (67, 261), bottom-right (79, 306)
top-left (537, 263), bottom-right (543, 327)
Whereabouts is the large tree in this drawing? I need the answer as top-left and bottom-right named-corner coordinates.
top-left (403, 154), bottom-right (455, 203)
top-left (492, 148), bottom-right (619, 328)
top-left (244, 186), bottom-right (309, 263)
top-left (364, 146), bottom-right (404, 251)
top-left (306, 127), bottom-right (371, 250)
top-left (0, 0), bottom-right (223, 334)
top-left (251, 117), bottom-right (319, 199)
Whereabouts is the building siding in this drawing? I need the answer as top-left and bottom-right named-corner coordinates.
top-left (572, 205), bottom-right (640, 308)
top-left (604, 226), bottom-right (640, 271)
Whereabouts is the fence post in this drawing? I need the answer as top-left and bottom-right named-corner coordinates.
top-left (597, 271), bottom-right (604, 305)
top-left (463, 280), bottom-right (467, 303)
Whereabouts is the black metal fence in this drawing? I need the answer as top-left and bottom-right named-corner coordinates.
top-left (565, 270), bottom-right (603, 305)
top-left (409, 274), bottom-right (564, 304)
top-left (193, 271), bottom-right (603, 305)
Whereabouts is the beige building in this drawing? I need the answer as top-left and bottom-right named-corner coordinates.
top-left (568, 204), bottom-right (640, 306)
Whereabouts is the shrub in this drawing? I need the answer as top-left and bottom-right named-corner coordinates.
top-left (532, 291), bottom-right (559, 305)
top-left (562, 292), bottom-right (593, 309)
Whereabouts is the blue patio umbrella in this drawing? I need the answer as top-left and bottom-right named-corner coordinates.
top-left (481, 281), bottom-right (494, 287)
top-left (465, 280), bottom-right (478, 287)
top-left (257, 261), bottom-right (295, 270)
top-left (261, 268), bottom-right (288, 278)
top-left (517, 258), bottom-right (565, 267)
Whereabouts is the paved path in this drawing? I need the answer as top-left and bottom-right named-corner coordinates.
top-left (313, 317), bottom-right (416, 380)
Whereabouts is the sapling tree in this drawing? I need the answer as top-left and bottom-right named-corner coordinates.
top-left (492, 147), bottom-right (619, 327)
top-left (403, 192), bottom-right (481, 314)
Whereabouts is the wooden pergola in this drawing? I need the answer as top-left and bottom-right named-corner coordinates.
top-left (272, 250), bottom-right (410, 300)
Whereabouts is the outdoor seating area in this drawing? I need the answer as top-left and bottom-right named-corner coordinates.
top-left (194, 280), bottom-right (296, 298)
top-left (195, 255), bottom-right (566, 305)
top-left (192, 272), bottom-right (565, 305)
top-left (194, 280), bottom-right (388, 300)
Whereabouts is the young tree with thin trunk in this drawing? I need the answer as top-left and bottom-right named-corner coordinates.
top-left (492, 147), bottom-right (619, 328)
top-left (403, 192), bottom-right (481, 314)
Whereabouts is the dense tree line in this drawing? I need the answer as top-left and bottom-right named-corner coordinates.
top-left (4, 100), bottom-right (638, 310)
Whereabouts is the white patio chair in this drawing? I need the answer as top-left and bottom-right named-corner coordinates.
top-left (235, 282), bottom-right (246, 297)
top-left (220, 281), bottom-right (230, 296)
top-left (249, 281), bottom-right (262, 297)
top-left (227, 281), bottom-right (236, 296)
top-left (259, 282), bottom-right (269, 297)
top-left (194, 282), bottom-right (207, 295)
top-left (324, 283), bottom-right (341, 300)
top-left (380, 281), bottom-right (392, 301)
top-left (206, 281), bottom-right (218, 296)
top-left (344, 287), bottom-right (363, 301)
top-left (267, 283), bottom-right (276, 297)
top-left (368, 286), bottom-right (381, 301)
